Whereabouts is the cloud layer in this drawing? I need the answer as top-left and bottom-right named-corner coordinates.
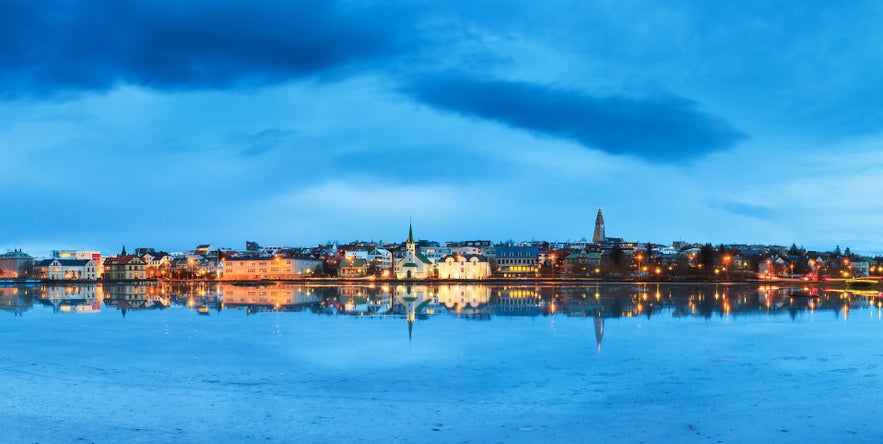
top-left (0, 0), bottom-right (407, 97)
top-left (402, 74), bottom-right (745, 162)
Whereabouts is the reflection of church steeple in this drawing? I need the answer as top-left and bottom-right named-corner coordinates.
top-left (593, 313), bottom-right (604, 352)
top-left (403, 285), bottom-right (417, 341)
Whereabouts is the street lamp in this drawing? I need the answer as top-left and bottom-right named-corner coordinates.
top-left (722, 255), bottom-right (732, 280)
top-left (549, 254), bottom-right (556, 279)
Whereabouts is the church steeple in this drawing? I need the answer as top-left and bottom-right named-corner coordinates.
top-left (593, 208), bottom-right (606, 244)
top-left (406, 221), bottom-right (416, 255)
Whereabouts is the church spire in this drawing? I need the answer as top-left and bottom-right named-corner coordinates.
top-left (593, 208), bottom-right (606, 243)
top-left (407, 221), bottom-right (414, 245)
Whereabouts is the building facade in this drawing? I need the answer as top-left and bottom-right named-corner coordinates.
top-left (103, 255), bottom-right (147, 281)
top-left (36, 259), bottom-right (98, 281)
top-left (221, 256), bottom-right (320, 280)
top-left (437, 255), bottom-right (491, 280)
top-left (494, 246), bottom-right (540, 278)
top-left (0, 250), bottom-right (34, 278)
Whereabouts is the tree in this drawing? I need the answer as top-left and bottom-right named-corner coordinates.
top-left (834, 245), bottom-right (842, 256)
top-left (697, 243), bottom-right (716, 274)
top-left (788, 243), bottom-right (800, 256)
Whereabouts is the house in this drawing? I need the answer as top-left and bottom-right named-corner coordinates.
top-left (142, 252), bottom-right (171, 278)
top-left (368, 248), bottom-right (393, 275)
top-left (394, 224), bottom-right (434, 279)
top-left (103, 255), bottom-right (147, 281)
top-left (851, 261), bottom-right (870, 277)
top-left (494, 245), bottom-right (540, 278)
top-left (0, 249), bottom-right (33, 278)
top-left (437, 254), bottom-right (491, 280)
top-left (339, 258), bottom-right (369, 278)
top-left (563, 250), bottom-right (602, 277)
top-left (449, 240), bottom-right (492, 257)
top-left (35, 259), bottom-right (97, 281)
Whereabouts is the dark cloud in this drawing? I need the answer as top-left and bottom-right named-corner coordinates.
top-left (0, 1), bottom-right (410, 97)
top-left (716, 201), bottom-right (776, 220)
top-left (401, 74), bottom-right (745, 162)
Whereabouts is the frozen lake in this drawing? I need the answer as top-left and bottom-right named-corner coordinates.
top-left (1, 282), bottom-right (882, 443)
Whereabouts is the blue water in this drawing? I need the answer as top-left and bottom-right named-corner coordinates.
top-left (1, 283), bottom-right (881, 443)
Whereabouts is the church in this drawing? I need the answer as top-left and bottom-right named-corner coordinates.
top-left (394, 223), bottom-right (434, 279)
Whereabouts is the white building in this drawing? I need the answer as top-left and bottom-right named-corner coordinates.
top-left (37, 259), bottom-right (98, 281)
top-left (437, 255), bottom-right (491, 280)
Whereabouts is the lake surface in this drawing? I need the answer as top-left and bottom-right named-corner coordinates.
top-left (1, 282), bottom-right (882, 443)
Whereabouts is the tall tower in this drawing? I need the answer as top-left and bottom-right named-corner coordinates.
top-left (593, 208), bottom-right (606, 243)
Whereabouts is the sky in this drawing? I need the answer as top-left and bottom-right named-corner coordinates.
top-left (2, 0), bottom-right (883, 256)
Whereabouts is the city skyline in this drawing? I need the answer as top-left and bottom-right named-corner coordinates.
top-left (3, 1), bottom-right (883, 255)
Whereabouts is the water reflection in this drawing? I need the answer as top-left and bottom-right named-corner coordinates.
top-left (4, 283), bottom-right (883, 331)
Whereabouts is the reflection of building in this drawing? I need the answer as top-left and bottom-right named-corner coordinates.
top-left (436, 284), bottom-right (491, 317)
top-left (0, 286), bottom-right (36, 315)
top-left (35, 259), bottom-right (98, 281)
top-left (221, 256), bottom-right (320, 280)
top-left (437, 255), bottom-right (491, 280)
top-left (491, 287), bottom-right (541, 316)
top-left (39, 285), bottom-right (100, 313)
top-left (395, 224), bottom-right (433, 279)
top-left (103, 284), bottom-right (169, 316)
top-left (220, 283), bottom-right (319, 311)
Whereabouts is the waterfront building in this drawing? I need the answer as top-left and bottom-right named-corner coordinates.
top-left (437, 254), bottom-right (491, 280)
top-left (221, 256), bottom-right (320, 280)
top-left (103, 255), bottom-right (147, 281)
top-left (35, 258), bottom-right (98, 280)
top-left (394, 224), bottom-right (434, 279)
top-left (52, 250), bottom-right (103, 277)
top-left (494, 246), bottom-right (540, 278)
top-left (0, 249), bottom-right (34, 278)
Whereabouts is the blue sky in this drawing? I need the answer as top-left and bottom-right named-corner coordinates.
top-left (2, 0), bottom-right (882, 255)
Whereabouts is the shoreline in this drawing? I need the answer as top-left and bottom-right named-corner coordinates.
top-left (1, 277), bottom-right (878, 290)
